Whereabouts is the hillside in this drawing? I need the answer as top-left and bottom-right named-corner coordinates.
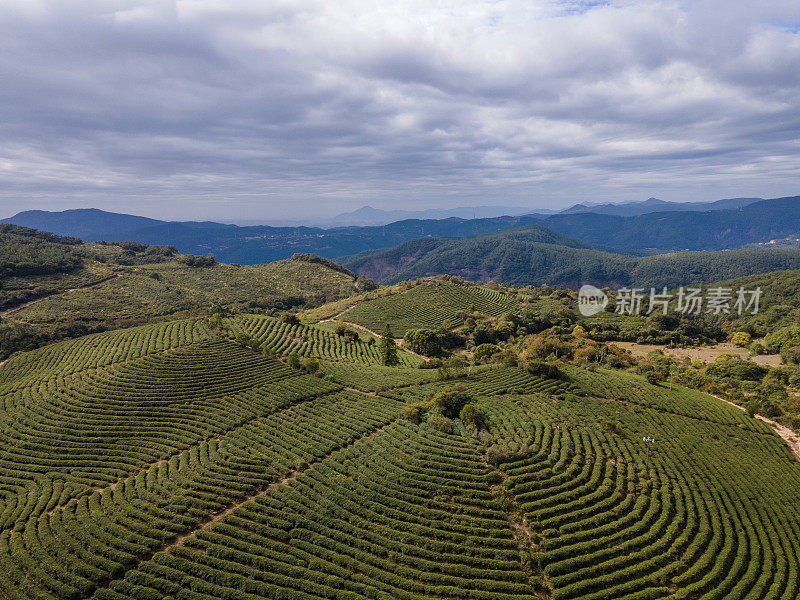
top-left (0, 226), bottom-right (369, 359)
top-left (0, 306), bottom-right (798, 599)
top-left (336, 279), bottom-right (520, 337)
top-left (340, 225), bottom-right (800, 288)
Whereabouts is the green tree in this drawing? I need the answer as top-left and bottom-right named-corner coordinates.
top-left (473, 343), bottom-right (501, 364)
top-left (281, 313), bottom-right (300, 325)
top-left (459, 403), bottom-right (478, 427)
top-left (286, 352), bottom-right (301, 369)
top-left (404, 328), bottom-right (443, 356)
top-left (381, 325), bottom-right (399, 366)
top-left (433, 389), bottom-right (472, 418)
top-left (731, 331), bottom-right (752, 347)
top-left (645, 370), bottom-right (666, 385)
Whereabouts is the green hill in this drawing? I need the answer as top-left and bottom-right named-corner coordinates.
top-left (0, 225), bottom-right (370, 359)
top-left (0, 313), bottom-right (798, 599)
top-left (338, 279), bottom-right (519, 336)
top-left (340, 225), bottom-right (800, 288)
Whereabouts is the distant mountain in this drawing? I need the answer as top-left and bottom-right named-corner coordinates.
top-left (339, 225), bottom-right (598, 284)
top-left (323, 204), bottom-right (549, 227)
top-left (4, 195), bottom-right (798, 263)
top-left (1, 209), bottom-right (546, 264)
top-left (555, 197), bottom-right (763, 217)
top-left (2, 208), bottom-right (170, 241)
top-left (542, 196), bottom-right (800, 253)
top-left (339, 224), bottom-right (800, 289)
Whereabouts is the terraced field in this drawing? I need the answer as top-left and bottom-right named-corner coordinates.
top-left (230, 314), bottom-right (422, 367)
top-left (0, 315), bottom-right (799, 600)
top-left (340, 281), bottom-right (518, 335)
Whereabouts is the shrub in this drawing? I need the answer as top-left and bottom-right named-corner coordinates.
top-left (182, 254), bottom-right (216, 267)
top-left (524, 359), bottom-right (562, 379)
top-left (432, 389), bottom-right (473, 418)
top-left (459, 403), bottom-right (478, 427)
top-left (286, 353), bottom-right (301, 369)
top-left (429, 414), bottom-right (454, 433)
top-left (782, 346), bottom-right (800, 365)
top-left (404, 329), bottom-right (444, 356)
top-left (401, 404), bottom-right (424, 424)
top-left (764, 324), bottom-right (800, 354)
top-left (486, 446), bottom-right (510, 466)
top-left (473, 343), bottom-right (501, 364)
top-left (356, 275), bottom-right (378, 291)
top-left (731, 331), bottom-right (752, 347)
top-left (645, 371), bottom-right (665, 385)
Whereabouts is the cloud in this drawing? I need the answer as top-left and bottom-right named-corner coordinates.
top-left (0, 0), bottom-right (799, 221)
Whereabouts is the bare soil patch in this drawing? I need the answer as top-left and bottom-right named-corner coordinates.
top-left (614, 341), bottom-right (782, 367)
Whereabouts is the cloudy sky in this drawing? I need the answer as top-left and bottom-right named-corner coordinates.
top-left (1, 0), bottom-right (800, 222)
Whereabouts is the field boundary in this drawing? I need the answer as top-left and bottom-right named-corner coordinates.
top-left (711, 393), bottom-right (800, 462)
top-left (89, 417), bottom-right (397, 597)
top-left (0, 273), bottom-right (122, 318)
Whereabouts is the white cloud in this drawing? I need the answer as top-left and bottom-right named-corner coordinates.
top-left (0, 0), bottom-right (799, 220)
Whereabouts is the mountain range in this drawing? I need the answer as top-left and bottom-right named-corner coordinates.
top-left (338, 224), bottom-right (800, 288)
top-left (2, 195), bottom-right (798, 264)
top-left (302, 196), bottom-right (765, 226)
top-left (557, 196), bottom-right (763, 217)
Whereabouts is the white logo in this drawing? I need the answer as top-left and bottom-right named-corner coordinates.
top-left (578, 285), bottom-right (608, 316)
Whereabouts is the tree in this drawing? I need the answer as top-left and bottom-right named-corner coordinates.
top-left (473, 343), bottom-right (500, 364)
top-left (781, 346), bottom-right (800, 365)
top-left (459, 403), bottom-right (478, 427)
top-left (731, 331), bottom-right (752, 347)
top-left (356, 275), bottom-right (378, 291)
top-left (432, 389), bottom-right (472, 418)
top-left (645, 370), bottom-right (665, 385)
top-left (523, 358), bottom-right (562, 379)
top-left (281, 313), bottom-right (300, 325)
top-left (287, 352), bottom-right (301, 369)
top-left (404, 328), bottom-right (443, 356)
top-left (381, 325), bottom-right (399, 366)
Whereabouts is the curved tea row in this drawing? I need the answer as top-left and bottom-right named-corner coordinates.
top-left (1, 315), bottom-right (800, 600)
top-left (0, 389), bottom-right (403, 599)
top-left (98, 420), bottom-right (538, 600)
top-left (482, 394), bottom-right (800, 600)
top-left (232, 315), bottom-right (421, 367)
top-left (342, 281), bottom-right (518, 336)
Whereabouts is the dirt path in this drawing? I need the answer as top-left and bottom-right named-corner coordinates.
top-left (171, 421), bottom-right (390, 547)
top-left (326, 303), bottom-right (357, 321)
top-left (319, 318), bottom-right (425, 359)
top-left (0, 274), bottom-right (121, 318)
top-left (711, 393), bottom-right (800, 463)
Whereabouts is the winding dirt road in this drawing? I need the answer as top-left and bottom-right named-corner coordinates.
top-left (0, 274), bottom-right (121, 319)
top-left (712, 393), bottom-right (800, 463)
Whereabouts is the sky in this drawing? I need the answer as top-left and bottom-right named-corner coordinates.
top-left (1, 0), bottom-right (800, 222)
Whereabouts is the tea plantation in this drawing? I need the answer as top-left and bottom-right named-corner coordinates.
top-left (340, 280), bottom-right (518, 336)
top-left (0, 311), bottom-right (799, 600)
